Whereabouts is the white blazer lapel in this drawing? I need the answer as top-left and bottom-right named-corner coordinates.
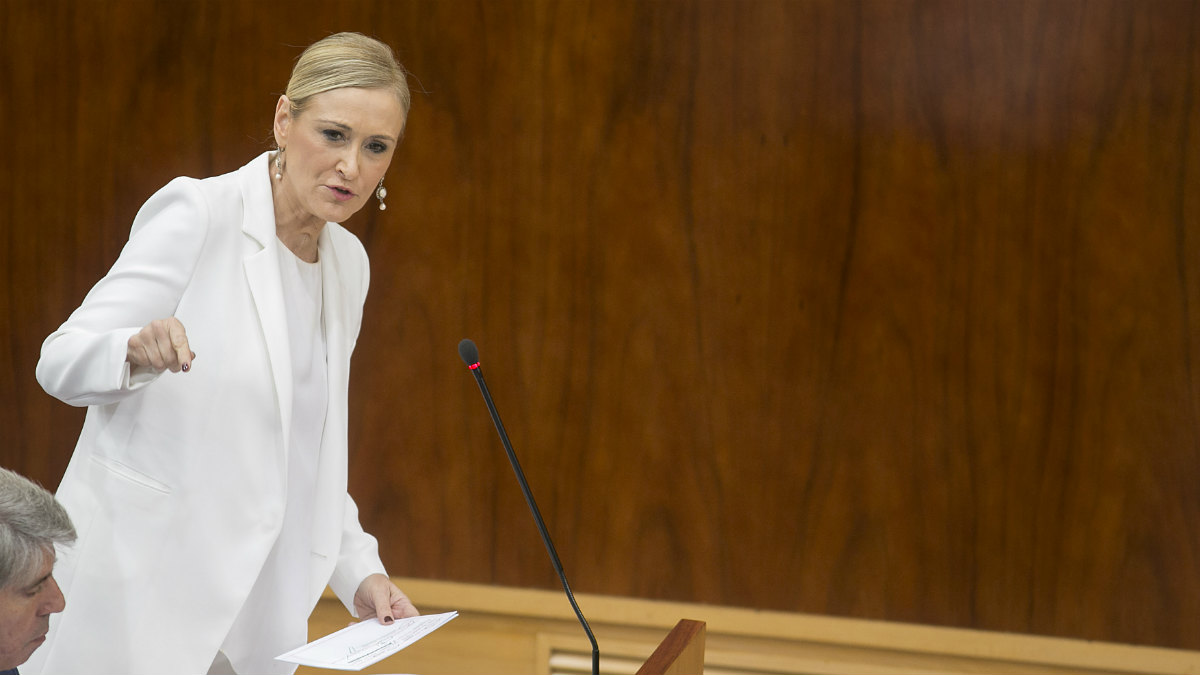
top-left (239, 156), bottom-right (294, 452)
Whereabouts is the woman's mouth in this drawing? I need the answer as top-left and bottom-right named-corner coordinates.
top-left (327, 185), bottom-right (356, 202)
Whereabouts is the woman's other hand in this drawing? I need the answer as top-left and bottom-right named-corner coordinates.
top-left (353, 573), bottom-right (419, 624)
top-left (126, 317), bottom-right (195, 373)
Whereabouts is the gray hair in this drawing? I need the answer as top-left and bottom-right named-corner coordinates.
top-left (0, 468), bottom-right (75, 589)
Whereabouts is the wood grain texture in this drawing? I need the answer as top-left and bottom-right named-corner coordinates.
top-left (635, 619), bottom-right (706, 675)
top-left (2, 0), bottom-right (1199, 651)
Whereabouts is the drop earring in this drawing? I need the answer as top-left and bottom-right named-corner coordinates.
top-left (274, 148), bottom-right (284, 180)
top-left (376, 178), bottom-right (387, 211)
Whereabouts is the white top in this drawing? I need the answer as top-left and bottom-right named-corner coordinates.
top-left (219, 238), bottom-right (329, 674)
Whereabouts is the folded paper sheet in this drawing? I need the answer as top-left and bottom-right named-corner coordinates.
top-left (276, 611), bottom-right (458, 671)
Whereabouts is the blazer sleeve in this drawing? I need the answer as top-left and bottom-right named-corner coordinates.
top-left (326, 235), bottom-right (387, 613)
top-left (329, 493), bottom-right (389, 615)
top-left (36, 177), bottom-right (210, 407)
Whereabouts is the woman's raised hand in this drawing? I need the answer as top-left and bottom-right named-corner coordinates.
top-left (126, 317), bottom-right (195, 373)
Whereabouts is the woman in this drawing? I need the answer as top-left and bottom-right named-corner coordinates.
top-left (29, 33), bottom-right (418, 675)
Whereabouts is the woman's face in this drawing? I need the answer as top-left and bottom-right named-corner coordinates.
top-left (273, 87), bottom-right (407, 225)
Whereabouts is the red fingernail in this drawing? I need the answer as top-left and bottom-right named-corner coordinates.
top-left (383, 616), bottom-right (393, 624)
top-left (181, 363), bottom-right (190, 372)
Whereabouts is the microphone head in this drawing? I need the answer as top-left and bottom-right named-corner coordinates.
top-left (458, 338), bottom-right (480, 367)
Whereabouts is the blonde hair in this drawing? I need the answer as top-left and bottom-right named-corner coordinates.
top-left (286, 32), bottom-right (410, 118)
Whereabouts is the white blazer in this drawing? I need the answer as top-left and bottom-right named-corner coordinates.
top-left (28, 152), bottom-right (387, 674)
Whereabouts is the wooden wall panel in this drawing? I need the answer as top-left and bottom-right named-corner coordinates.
top-left (2, 0), bottom-right (1199, 652)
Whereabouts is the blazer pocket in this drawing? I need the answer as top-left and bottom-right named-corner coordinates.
top-left (89, 454), bottom-right (173, 496)
top-left (80, 454), bottom-right (176, 587)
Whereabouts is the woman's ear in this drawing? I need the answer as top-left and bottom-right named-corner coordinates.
top-left (273, 95), bottom-right (292, 147)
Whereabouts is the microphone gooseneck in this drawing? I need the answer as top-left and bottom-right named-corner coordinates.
top-left (457, 338), bottom-right (600, 675)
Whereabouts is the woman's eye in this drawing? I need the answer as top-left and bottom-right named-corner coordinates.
top-left (323, 129), bottom-right (345, 142)
top-left (367, 142), bottom-right (388, 154)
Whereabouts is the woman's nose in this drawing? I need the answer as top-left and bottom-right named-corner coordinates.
top-left (337, 151), bottom-right (360, 180)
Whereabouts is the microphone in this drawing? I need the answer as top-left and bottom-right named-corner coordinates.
top-left (458, 338), bottom-right (600, 675)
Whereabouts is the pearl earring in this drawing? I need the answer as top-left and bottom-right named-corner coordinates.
top-left (274, 149), bottom-right (284, 180)
top-left (376, 178), bottom-right (387, 211)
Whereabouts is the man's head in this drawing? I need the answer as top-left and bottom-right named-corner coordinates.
top-left (0, 468), bottom-right (75, 670)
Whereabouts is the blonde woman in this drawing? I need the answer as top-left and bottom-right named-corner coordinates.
top-left (31, 33), bottom-right (418, 674)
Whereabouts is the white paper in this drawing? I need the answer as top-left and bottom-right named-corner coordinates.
top-left (276, 611), bottom-right (458, 671)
